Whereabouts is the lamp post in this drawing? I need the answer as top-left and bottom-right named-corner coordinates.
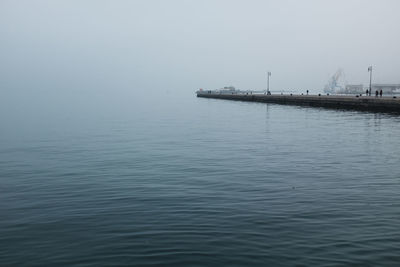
top-left (267, 71), bottom-right (271, 94)
top-left (368, 66), bottom-right (372, 96)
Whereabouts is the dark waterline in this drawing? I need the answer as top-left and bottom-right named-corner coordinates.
top-left (1, 93), bottom-right (400, 266)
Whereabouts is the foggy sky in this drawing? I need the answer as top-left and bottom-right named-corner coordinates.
top-left (1, 0), bottom-right (400, 95)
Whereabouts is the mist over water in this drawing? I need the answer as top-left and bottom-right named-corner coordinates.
top-left (2, 0), bottom-right (400, 265)
top-left (2, 93), bottom-right (400, 265)
top-left (1, 0), bottom-right (400, 96)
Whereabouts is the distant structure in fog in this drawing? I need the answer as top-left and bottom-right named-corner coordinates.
top-left (324, 69), bottom-right (400, 95)
top-left (324, 69), bottom-right (346, 94)
top-left (344, 84), bottom-right (364, 94)
top-left (371, 84), bottom-right (400, 94)
top-left (343, 84), bottom-right (400, 95)
top-left (218, 86), bottom-right (237, 93)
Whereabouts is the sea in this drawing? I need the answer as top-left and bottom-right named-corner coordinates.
top-left (1, 91), bottom-right (400, 266)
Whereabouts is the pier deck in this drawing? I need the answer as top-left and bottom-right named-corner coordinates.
top-left (196, 92), bottom-right (400, 113)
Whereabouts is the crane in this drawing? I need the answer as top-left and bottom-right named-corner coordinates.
top-left (324, 69), bottom-right (345, 94)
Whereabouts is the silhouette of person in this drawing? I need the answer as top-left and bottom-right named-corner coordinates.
top-left (380, 89), bottom-right (383, 97)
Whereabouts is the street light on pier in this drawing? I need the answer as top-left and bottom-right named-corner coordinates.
top-left (267, 71), bottom-right (271, 95)
top-left (368, 66), bottom-right (372, 96)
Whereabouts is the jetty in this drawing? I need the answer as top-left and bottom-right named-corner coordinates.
top-left (196, 91), bottom-right (400, 113)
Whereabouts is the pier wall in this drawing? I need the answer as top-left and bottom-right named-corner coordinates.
top-left (196, 92), bottom-right (400, 112)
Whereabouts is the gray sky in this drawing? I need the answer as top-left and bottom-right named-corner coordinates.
top-left (1, 0), bottom-right (400, 95)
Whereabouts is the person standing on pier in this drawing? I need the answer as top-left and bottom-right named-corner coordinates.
top-left (375, 90), bottom-right (379, 97)
top-left (366, 89), bottom-right (369, 96)
top-left (380, 89), bottom-right (383, 97)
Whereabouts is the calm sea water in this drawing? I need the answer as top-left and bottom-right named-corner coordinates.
top-left (1, 92), bottom-right (400, 266)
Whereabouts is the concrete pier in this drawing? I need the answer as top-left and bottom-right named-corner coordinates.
top-left (196, 92), bottom-right (400, 113)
